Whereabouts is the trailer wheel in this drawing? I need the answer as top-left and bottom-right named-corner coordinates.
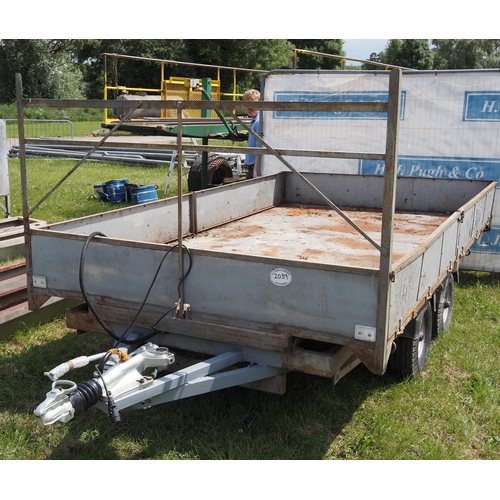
top-left (389, 301), bottom-right (433, 378)
top-left (432, 273), bottom-right (454, 338)
top-left (188, 153), bottom-right (233, 192)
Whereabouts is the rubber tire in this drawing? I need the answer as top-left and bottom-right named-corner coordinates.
top-left (188, 153), bottom-right (233, 192)
top-left (389, 301), bottom-right (433, 379)
top-left (432, 273), bottom-right (454, 338)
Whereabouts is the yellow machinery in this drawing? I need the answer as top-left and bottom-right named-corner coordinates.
top-left (102, 53), bottom-right (266, 123)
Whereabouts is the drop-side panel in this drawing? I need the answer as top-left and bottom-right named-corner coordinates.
top-left (45, 196), bottom-right (191, 243)
top-left (388, 181), bottom-right (496, 333)
top-left (31, 230), bottom-right (380, 344)
top-left (193, 175), bottom-right (283, 233)
top-left (283, 174), bottom-right (494, 213)
top-left (181, 251), bottom-right (380, 339)
top-left (390, 215), bottom-right (457, 329)
top-left (457, 187), bottom-right (496, 253)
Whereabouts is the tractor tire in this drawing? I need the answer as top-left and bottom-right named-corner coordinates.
top-left (188, 153), bottom-right (233, 192)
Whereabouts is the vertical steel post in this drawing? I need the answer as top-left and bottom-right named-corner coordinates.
top-left (103, 55), bottom-right (108, 123)
top-left (177, 101), bottom-right (184, 312)
top-left (201, 78), bottom-right (211, 119)
top-left (16, 75), bottom-right (29, 244)
top-left (114, 55), bottom-right (119, 100)
top-left (201, 78), bottom-right (212, 189)
top-left (0, 120), bottom-right (10, 217)
top-left (16, 73), bottom-right (41, 310)
top-left (160, 63), bottom-right (165, 119)
top-left (201, 137), bottom-right (208, 190)
top-left (375, 68), bottom-right (402, 373)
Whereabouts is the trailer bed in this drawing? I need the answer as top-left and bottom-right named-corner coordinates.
top-left (184, 204), bottom-right (450, 269)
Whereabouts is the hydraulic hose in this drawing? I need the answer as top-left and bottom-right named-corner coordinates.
top-left (79, 232), bottom-right (193, 344)
top-left (79, 232), bottom-right (133, 343)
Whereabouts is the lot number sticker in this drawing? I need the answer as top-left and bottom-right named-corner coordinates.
top-left (270, 268), bottom-right (292, 286)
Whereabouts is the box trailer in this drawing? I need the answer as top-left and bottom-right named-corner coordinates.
top-left (21, 70), bottom-right (495, 426)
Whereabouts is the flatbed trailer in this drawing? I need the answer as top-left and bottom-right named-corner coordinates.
top-left (30, 171), bottom-right (495, 425)
top-left (21, 70), bottom-right (496, 426)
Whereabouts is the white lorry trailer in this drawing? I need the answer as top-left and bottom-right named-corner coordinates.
top-left (21, 70), bottom-right (496, 426)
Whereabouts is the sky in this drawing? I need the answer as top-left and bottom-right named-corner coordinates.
top-left (342, 39), bottom-right (389, 65)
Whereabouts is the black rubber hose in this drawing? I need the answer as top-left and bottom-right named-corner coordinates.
top-left (79, 232), bottom-right (130, 343)
top-left (79, 232), bottom-right (192, 344)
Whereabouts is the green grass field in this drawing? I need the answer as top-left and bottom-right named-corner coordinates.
top-left (1, 134), bottom-right (499, 462)
top-left (6, 156), bottom-right (187, 226)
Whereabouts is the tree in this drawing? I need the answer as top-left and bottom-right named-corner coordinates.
top-left (375, 39), bottom-right (433, 70)
top-left (67, 39), bottom-right (188, 99)
top-left (400, 39), bottom-right (433, 69)
top-left (51, 52), bottom-right (86, 100)
top-left (362, 52), bottom-right (385, 70)
top-left (184, 39), bottom-right (293, 94)
top-left (289, 40), bottom-right (344, 69)
top-left (0, 40), bottom-right (57, 103)
top-left (432, 39), bottom-right (500, 69)
top-left (111, 39), bottom-right (188, 90)
top-left (0, 39), bottom-right (86, 103)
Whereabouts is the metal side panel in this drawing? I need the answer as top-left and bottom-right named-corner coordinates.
top-left (457, 207), bottom-right (478, 255)
top-left (417, 233), bottom-right (447, 299)
top-left (457, 185), bottom-right (496, 254)
top-left (394, 178), bottom-right (495, 213)
top-left (31, 229), bottom-right (379, 341)
top-left (389, 217), bottom-right (460, 331)
top-left (283, 174), bottom-right (495, 214)
top-left (284, 173), bottom-right (386, 209)
top-left (31, 232), bottom-right (182, 306)
top-left (438, 219), bottom-right (461, 273)
top-left (390, 255), bottom-right (423, 329)
top-left (462, 186), bottom-right (498, 271)
top-left (46, 196), bottom-right (191, 243)
top-left (391, 215), bottom-right (458, 309)
top-left (388, 181), bottom-right (496, 332)
top-left (181, 252), bottom-right (380, 340)
top-left (193, 174), bottom-right (283, 233)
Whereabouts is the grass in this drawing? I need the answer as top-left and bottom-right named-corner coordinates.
top-left (1, 133), bottom-right (500, 462)
top-left (0, 271), bottom-right (499, 460)
top-left (6, 157), bottom-right (188, 225)
top-left (0, 104), bottom-right (104, 123)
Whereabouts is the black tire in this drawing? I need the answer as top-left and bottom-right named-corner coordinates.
top-left (188, 153), bottom-right (233, 192)
top-left (432, 273), bottom-right (454, 338)
top-left (389, 301), bottom-right (433, 378)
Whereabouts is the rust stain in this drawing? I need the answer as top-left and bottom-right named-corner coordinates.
top-left (185, 204), bottom-right (450, 269)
